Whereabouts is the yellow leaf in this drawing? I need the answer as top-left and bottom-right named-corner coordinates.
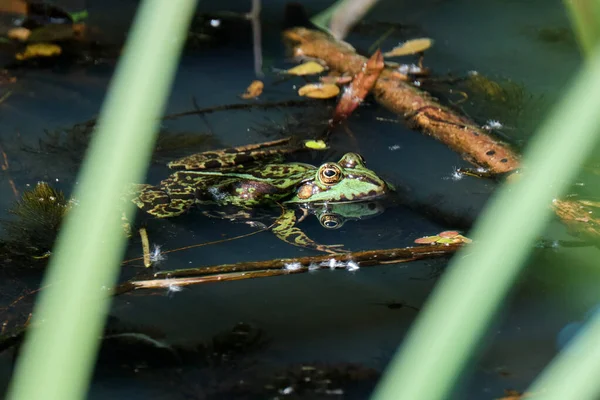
top-left (383, 38), bottom-right (434, 58)
top-left (286, 61), bottom-right (326, 76)
top-left (240, 80), bottom-right (264, 99)
top-left (298, 83), bottom-right (339, 99)
top-left (15, 43), bottom-right (62, 60)
top-left (304, 140), bottom-right (328, 150)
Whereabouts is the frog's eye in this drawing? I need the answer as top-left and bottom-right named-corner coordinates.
top-left (318, 163), bottom-right (342, 185)
top-left (320, 214), bottom-right (342, 229)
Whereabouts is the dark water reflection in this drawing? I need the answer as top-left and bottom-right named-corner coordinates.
top-left (0, 0), bottom-right (592, 399)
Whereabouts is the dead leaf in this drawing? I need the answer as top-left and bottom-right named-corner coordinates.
top-left (286, 61), bottom-right (325, 76)
top-left (7, 27), bottom-right (31, 42)
top-left (332, 49), bottom-right (384, 123)
top-left (298, 83), bottom-right (340, 99)
top-left (383, 38), bottom-right (434, 58)
top-left (15, 43), bottom-right (62, 60)
top-left (241, 80), bottom-right (264, 99)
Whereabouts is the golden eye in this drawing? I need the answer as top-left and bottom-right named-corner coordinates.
top-left (318, 163), bottom-right (342, 185)
top-left (320, 214), bottom-right (342, 229)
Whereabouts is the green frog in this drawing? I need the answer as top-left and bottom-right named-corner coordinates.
top-left (131, 142), bottom-right (392, 253)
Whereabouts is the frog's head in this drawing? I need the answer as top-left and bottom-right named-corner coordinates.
top-left (288, 153), bottom-right (392, 204)
top-left (316, 201), bottom-right (385, 229)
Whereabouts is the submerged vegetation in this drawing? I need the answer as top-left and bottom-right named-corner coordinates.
top-left (0, 182), bottom-right (70, 267)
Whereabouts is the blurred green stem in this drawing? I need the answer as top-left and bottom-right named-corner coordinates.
top-left (564, 0), bottom-right (600, 55)
top-left (7, 0), bottom-right (197, 399)
top-left (528, 312), bottom-right (600, 399)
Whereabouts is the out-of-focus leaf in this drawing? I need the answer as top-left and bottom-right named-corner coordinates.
top-left (286, 61), bottom-right (326, 76)
top-left (15, 43), bottom-right (62, 60)
top-left (298, 83), bottom-right (340, 99)
top-left (304, 139), bottom-right (328, 149)
top-left (8, 27), bottom-right (31, 42)
top-left (332, 49), bottom-right (384, 122)
top-left (241, 80), bottom-right (264, 99)
top-left (69, 10), bottom-right (89, 23)
top-left (383, 38), bottom-right (433, 57)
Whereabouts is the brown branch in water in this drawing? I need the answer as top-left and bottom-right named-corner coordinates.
top-left (113, 243), bottom-right (462, 295)
top-left (283, 28), bottom-right (520, 174)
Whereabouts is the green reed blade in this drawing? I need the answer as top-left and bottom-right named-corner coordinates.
top-left (7, 1), bottom-right (197, 399)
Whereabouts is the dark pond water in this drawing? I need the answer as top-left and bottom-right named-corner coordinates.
top-left (1, 0), bottom-right (598, 399)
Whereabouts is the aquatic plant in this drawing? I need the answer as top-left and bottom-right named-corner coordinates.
top-left (1, 182), bottom-right (71, 266)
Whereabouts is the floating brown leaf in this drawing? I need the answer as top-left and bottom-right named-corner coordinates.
top-left (383, 38), bottom-right (434, 58)
top-left (286, 61), bottom-right (325, 76)
top-left (241, 80), bottom-right (264, 99)
top-left (332, 49), bottom-right (384, 123)
top-left (298, 83), bottom-right (340, 99)
top-left (7, 27), bottom-right (31, 42)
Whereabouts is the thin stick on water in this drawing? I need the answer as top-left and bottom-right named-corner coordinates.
top-left (139, 227), bottom-right (151, 268)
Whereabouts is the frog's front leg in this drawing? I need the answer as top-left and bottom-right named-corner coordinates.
top-left (272, 208), bottom-right (347, 254)
top-left (131, 184), bottom-right (194, 218)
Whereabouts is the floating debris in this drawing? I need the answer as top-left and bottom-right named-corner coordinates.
top-left (383, 38), bottom-right (434, 57)
top-left (298, 83), bottom-right (340, 99)
top-left (150, 244), bottom-right (166, 264)
top-left (241, 80), bottom-right (264, 99)
top-left (283, 262), bottom-right (303, 271)
top-left (346, 260), bottom-right (360, 271)
top-left (286, 61), bottom-right (326, 76)
top-left (483, 119), bottom-right (503, 130)
top-left (397, 63), bottom-right (423, 75)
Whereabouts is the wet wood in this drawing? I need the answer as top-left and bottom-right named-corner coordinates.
top-left (284, 28), bottom-right (520, 174)
top-left (114, 243), bottom-right (462, 295)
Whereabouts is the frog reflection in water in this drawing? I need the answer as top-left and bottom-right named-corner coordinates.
top-left (132, 147), bottom-right (392, 253)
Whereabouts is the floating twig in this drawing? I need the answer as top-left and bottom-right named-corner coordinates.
top-left (139, 227), bottom-right (151, 268)
top-left (114, 243), bottom-right (462, 295)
